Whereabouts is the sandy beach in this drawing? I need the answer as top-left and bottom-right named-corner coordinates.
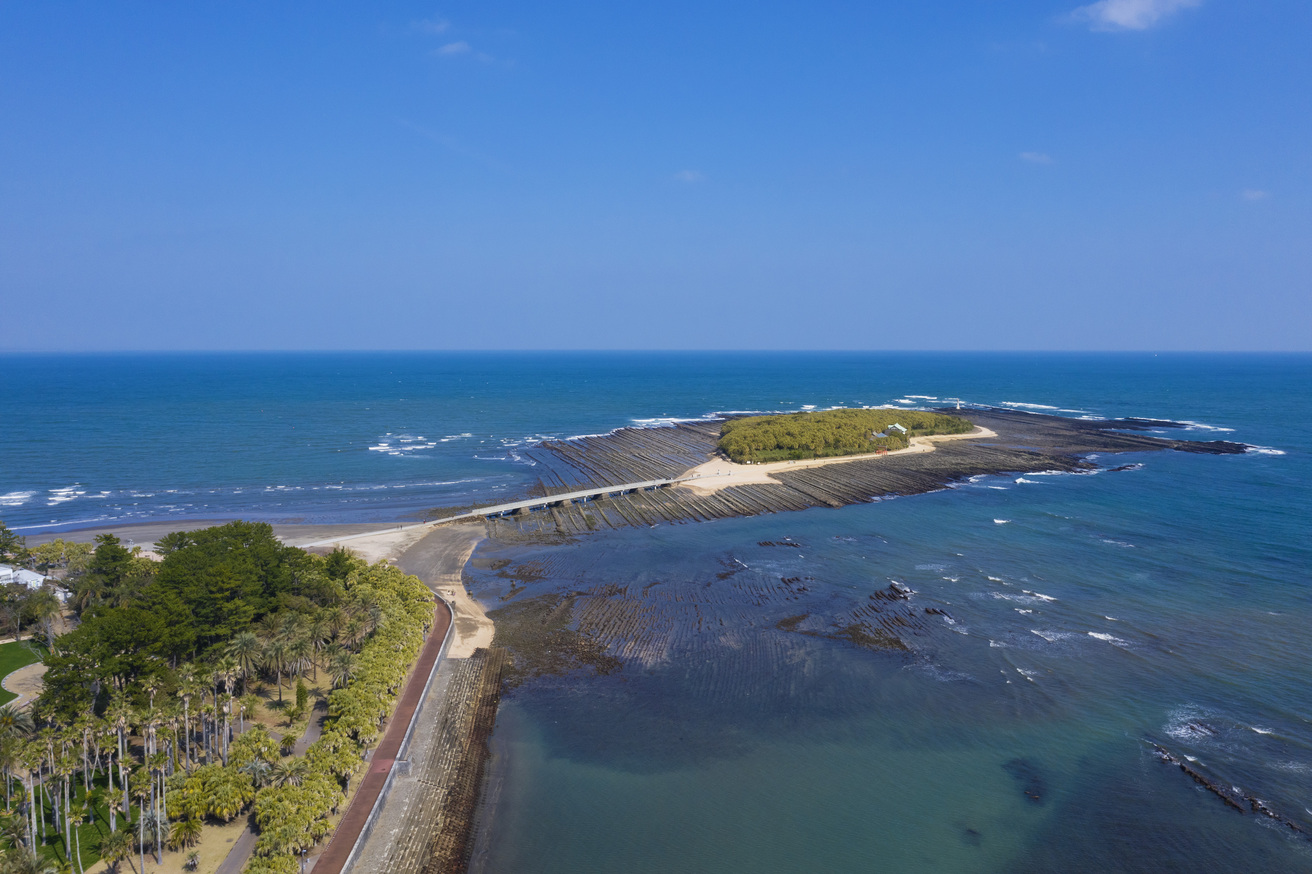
top-left (677, 425), bottom-right (997, 495)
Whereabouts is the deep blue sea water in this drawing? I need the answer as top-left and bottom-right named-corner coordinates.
top-left (2, 352), bottom-right (1310, 871)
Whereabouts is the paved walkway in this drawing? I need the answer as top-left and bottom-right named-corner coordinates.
top-left (1, 662), bottom-right (46, 709)
top-left (294, 702), bottom-right (328, 757)
top-left (309, 598), bottom-right (453, 874)
top-left (214, 819), bottom-right (258, 874)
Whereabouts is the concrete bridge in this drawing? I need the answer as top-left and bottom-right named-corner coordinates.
top-left (300, 477), bottom-right (688, 548)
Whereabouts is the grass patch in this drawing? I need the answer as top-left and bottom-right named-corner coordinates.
top-left (0, 639), bottom-right (43, 706)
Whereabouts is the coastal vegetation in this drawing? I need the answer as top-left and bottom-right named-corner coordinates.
top-left (0, 520), bottom-right (437, 874)
top-left (717, 408), bottom-right (973, 464)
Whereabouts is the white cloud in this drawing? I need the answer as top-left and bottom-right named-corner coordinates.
top-left (1020, 152), bottom-right (1054, 164)
top-left (1241, 189), bottom-right (1270, 202)
top-left (1071, 0), bottom-right (1202, 31)
top-left (672, 170), bottom-right (705, 183)
top-left (435, 41), bottom-right (472, 56)
top-left (413, 16), bottom-right (451, 35)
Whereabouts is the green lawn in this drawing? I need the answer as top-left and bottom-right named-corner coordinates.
top-left (0, 638), bottom-right (43, 706)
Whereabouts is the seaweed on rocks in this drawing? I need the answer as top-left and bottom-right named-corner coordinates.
top-left (421, 648), bottom-right (509, 874)
top-left (827, 622), bottom-right (910, 652)
top-left (488, 593), bottom-right (623, 687)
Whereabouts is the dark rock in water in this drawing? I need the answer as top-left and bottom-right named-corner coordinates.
top-left (775, 614), bottom-right (808, 632)
top-left (1170, 439), bottom-right (1248, 455)
top-left (872, 582), bottom-right (914, 603)
top-left (1150, 742), bottom-right (1311, 838)
top-left (1108, 464), bottom-right (1140, 473)
top-left (1105, 417), bottom-right (1187, 430)
top-left (1003, 758), bottom-right (1047, 805)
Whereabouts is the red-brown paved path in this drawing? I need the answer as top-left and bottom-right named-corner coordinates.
top-left (312, 598), bottom-right (454, 874)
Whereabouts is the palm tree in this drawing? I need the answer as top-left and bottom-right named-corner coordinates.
top-left (167, 816), bottom-right (202, 851)
top-left (214, 657), bottom-right (239, 765)
top-left (52, 754), bottom-right (74, 860)
top-left (0, 707), bottom-right (34, 741)
top-left (129, 767), bottom-right (151, 874)
top-left (0, 850), bottom-right (64, 874)
top-left (176, 664), bottom-right (197, 772)
top-left (67, 801), bottom-right (88, 874)
top-left (324, 606), bottom-right (348, 644)
top-left (306, 617), bottom-right (330, 680)
top-left (0, 809), bottom-right (25, 847)
top-left (287, 636), bottom-right (313, 684)
top-left (239, 757), bottom-right (271, 789)
top-left (99, 828), bottom-right (133, 874)
top-left (226, 632), bottom-right (261, 692)
top-left (104, 696), bottom-right (132, 821)
top-left (264, 640), bottom-right (289, 703)
top-left (26, 590), bottom-right (61, 647)
top-left (268, 758), bottom-right (308, 789)
top-left (328, 651), bottom-right (357, 690)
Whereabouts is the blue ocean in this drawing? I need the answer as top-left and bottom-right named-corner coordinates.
top-left (3, 352), bottom-right (1310, 872)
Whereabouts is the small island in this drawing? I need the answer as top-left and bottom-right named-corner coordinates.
top-left (717, 408), bottom-right (974, 464)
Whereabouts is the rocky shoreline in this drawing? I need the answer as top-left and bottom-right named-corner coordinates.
top-left (466, 408), bottom-right (1246, 542)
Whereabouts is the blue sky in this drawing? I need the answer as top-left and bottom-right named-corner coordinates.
top-left (1, 1), bottom-right (1308, 351)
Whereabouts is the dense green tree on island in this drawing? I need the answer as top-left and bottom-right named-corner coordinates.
top-left (718, 408), bottom-right (974, 464)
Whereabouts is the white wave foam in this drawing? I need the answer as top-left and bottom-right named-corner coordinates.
top-left (1016, 608), bottom-right (1033, 614)
top-left (994, 518), bottom-right (1010, 525)
top-left (1245, 445), bottom-right (1286, 456)
top-left (0, 491), bottom-right (36, 507)
top-left (368, 433), bottom-right (440, 455)
top-left (1015, 478), bottom-right (1038, 485)
top-left (987, 576), bottom-right (1005, 582)
top-left (987, 485), bottom-right (1009, 490)
top-left (1023, 590), bottom-right (1057, 602)
top-left (630, 417), bottom-right (705, 428)
top-left (1087, 632), bottom-right (1127, 644)
top-left (1030, 629), bottom-right (1073, 643)
top-left (988, 640), bottom-right (1007, 648)
top-left (1001, 401), bottom-right (1059, 410)
top-left (1164, 706), bottom-right (1215, 741)
top-left (1177, 420), bottom-right (1236, 433)
top-left (47, 486), bottom-right (88, 505)
top-left (1101, 539), bottom-right (1135, 548)
top-left (993, 591), bottom-right (1053, 608)
top-left (1251, 726), bottom-right (1275, 736)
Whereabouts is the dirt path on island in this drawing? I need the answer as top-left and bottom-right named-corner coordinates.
top-left (677, 425), bottom-right (997, 495)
